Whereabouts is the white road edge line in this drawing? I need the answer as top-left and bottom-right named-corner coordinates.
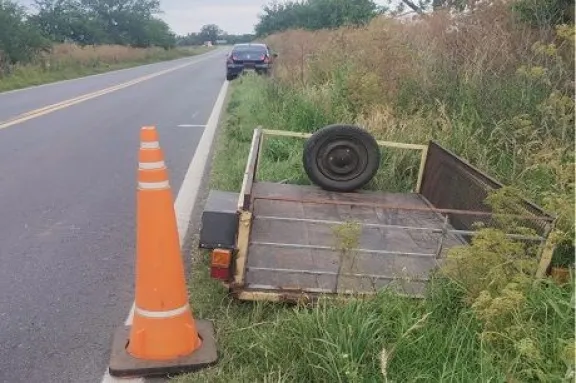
top-left (173, 80), bottom-right (229, 244)
top-left (100, 79), bottom-right (229, 383)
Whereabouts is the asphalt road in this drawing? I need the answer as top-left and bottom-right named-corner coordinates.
top-left (0, 48), bottom-right (227, 383)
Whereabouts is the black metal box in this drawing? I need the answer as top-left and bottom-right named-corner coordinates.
top-left (199, 190), bottom-right (239, 250)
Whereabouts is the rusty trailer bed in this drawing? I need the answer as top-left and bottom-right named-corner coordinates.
top-left (241, 182), bottom-right (465, 298)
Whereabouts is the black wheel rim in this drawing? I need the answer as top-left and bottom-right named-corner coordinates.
top-left (316, 137), bottom-right (369, 182)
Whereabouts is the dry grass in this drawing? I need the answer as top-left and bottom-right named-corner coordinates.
top-left (43, 43), bottom-right (202, 67)
top-left (265, 1), bottom-right (574, 136)
top-left (262, 2), bottom-right (574, 244)
top-left (177, 79), bottom-right (574, 383)
top-left (0, 44), bottom-right (213, 92)
top-left (266, 3), bottom-right (569, 99)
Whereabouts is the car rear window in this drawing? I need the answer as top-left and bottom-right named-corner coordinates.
top-left (233, 46), bottom-right (267, 55)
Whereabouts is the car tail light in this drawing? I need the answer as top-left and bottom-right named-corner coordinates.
top-left (232, 54), bottom-right (239, 61)
top-left (263, 55), bottom-right (269, 63)
top-left (210, 248), bottom-right (232, 281)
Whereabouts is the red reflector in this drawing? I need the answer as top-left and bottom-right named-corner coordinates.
top-left (210, 266), bottom-right (230, 280)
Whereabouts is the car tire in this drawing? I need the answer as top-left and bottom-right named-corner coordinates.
top-left (226, 73), bottom-right (235, 81)
top-left (303, 124), bottom-right (380, 192)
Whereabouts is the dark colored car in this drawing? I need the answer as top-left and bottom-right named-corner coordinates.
top-left (226, 43), bottom-right (278, 81)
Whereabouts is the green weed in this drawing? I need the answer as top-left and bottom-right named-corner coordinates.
top-left (0, 45), bottom-right (213, 92)
top-left (179, 6), bottom-right (574, 382)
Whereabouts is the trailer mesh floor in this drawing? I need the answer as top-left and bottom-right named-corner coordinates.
top-left (244, 182), bottom-right (466, 297)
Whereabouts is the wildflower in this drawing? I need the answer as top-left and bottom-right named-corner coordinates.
top-left (556, 24), bottom-right (575, 41)
top-left (516, 65), bottom-right (528, 76)
top-left (529, 66), bottom-right (546, 78)
top-left (561, 342), bottom-right (575, 366)
top-left (516, 338), bottom-right (542, 362)
top-left (544, 43), bottom-right (557, 57)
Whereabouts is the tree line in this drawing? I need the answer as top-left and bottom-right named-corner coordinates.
top-left (255, 0), bottom-right (385, 36)
top-left (30, 0), bottom-right (174, 47)
top-left (0, 0), bottom-right (250, 72)
top-left (176, 24), bottom-right (254, 47)
top-left (3, 0), bottom-right (571, 71)
top-left (1, 0), bottom-right (176, 68)
top-left (254, 0), bottom-right (574, 37)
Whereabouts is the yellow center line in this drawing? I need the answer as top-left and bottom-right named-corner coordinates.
top-left (0, 55), bottom-right (213, 131)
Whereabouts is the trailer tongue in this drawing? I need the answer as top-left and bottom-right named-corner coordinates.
top-left (199, 126), bottom-right (555, 303)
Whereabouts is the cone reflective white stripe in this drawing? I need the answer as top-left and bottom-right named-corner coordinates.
top-left (138, 180), bottom-right (170, 190)
top-left (141, 141), bottom-right (160, 149)
top-left (138, 161), bottom-right (166, 170)
top-left (134, 304), bottom-right (190, 319)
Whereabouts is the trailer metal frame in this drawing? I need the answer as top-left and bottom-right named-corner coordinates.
top-left (204, 127), bottom-right (556, 303)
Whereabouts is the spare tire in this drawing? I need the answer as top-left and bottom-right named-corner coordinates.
top-left (303, 124), bottom-right (380, 192)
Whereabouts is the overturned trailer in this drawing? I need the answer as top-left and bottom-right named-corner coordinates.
top-left (199, 126), bottom-right (555, 303)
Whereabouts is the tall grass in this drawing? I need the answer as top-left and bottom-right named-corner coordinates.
top-left (178, 72), bottom-right (574, 382)
top-left (264, 6), bottom-right (574, 201)
top-left (0, 44), bottom-right (213, 92)
top-left (179, 3), bottom-right (574, 382)
top-left (178, 232), bottom-right (573, 382)
top-left (262, 2), bottom-right (575, 257)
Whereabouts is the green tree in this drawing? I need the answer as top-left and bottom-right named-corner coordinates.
top-left (132, 17), bottom-right (175, 49)
top-left (79, 0), bottom-right (162, 45)
top-left (199, 24), bottom-right (222, 43)
top-left (388, 0), bottom-right (574, 17)
top-left (255, 0), bottom-right (381, 36)
top-left (512, 0), bottom-right (574, 27)
top-left (220, 32), bottom-right (255, 44)
top-left (30, 0), bottom-right (177, 47)
top-left (30, 0), bottom-right (95, 43)
top-left (0, 0), bottom-right (50, 71)
top-left (176, 32), bottom-right (202, 46)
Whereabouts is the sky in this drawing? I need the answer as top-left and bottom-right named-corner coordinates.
top-left (160, 0), bottom-right (390, 35)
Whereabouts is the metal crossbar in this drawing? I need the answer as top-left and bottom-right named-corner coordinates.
top-left (261, 129), bottom-right (427, 150)
top-left (259, 128), bottom-right (428, 192)
top-left (254, 215), bottom-right (546, 242)
top-left (248, 266), bottom-right (430, 282)
top-left (250, 241), bottom-right (436, 258)
top-left (252, 196), bottom-right (554, 223)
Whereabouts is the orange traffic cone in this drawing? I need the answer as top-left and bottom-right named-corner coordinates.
top-left (108, 126), bottom-right (217, 378)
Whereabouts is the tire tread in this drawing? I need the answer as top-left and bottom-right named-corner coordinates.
top-left (302, 124), bottom-right (380, 192)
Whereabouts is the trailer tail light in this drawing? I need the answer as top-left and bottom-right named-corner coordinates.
top-left (210, 248), bottom-right (232, 281)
